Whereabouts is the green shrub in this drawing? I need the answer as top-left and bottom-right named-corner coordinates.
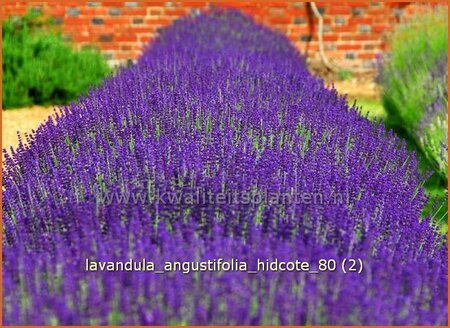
top-left (2, 10), bottom-right (110, 109)
top-left (378, 7), bottom-right (448, 229)
top-left (378, 7), bottom-right (448, 183)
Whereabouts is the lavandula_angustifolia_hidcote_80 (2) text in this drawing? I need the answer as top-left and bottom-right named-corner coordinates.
top-left (2, 9), bottom-right (447, 325)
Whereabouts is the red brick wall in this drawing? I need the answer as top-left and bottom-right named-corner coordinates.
top-left (1, 1), bottom-right (440, 70)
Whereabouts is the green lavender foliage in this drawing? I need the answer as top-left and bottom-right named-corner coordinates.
top-left (379, 6), bottom-right (448, 182)
top-left (378, 7), bottom-right (448, 229)
top-left (2, 10), bottom-right (111, 109)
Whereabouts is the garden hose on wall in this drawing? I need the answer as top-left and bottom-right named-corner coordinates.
top-left (310, 2), bottom-right (336, 72)
top-left (309, 2), bottom-right (371, 73)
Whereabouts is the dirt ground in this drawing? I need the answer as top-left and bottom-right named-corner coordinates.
top-left (2, 105), bottom-right (57, 152)
top-left (2, 76), bottom-right (381, 152)
top-left (318, 68), bottom-right (380, 100)
top-left (329, 78), bottom-right (380, 100)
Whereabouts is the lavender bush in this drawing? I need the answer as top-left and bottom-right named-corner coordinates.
top-left (378, 7), bottom-right (448, 182)
top-left (418, 56), bottom-right (448, 179)
top-left (2, 10), bottom-right (447, 325)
